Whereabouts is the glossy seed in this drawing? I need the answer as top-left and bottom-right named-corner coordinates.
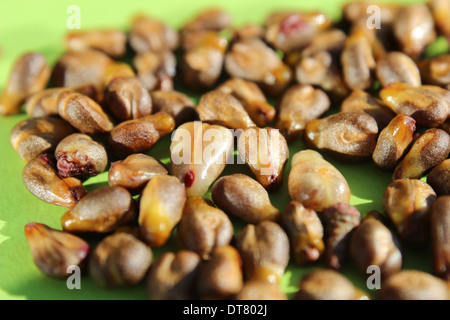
top-left (376, 51), bottom-right (422, 87)
top-left (418, 54), bottom-right (450, 87)
top-left (150, 90), bottom-right (197, 126)
top-left (430, 196), bottom-right (450, 280)
top-left (25, 88), bottom-right (73, 118)
top-left (427, 159), bottom-right (450, 195)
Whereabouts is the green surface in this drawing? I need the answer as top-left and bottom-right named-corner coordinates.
top-left (0, 0), bottom-right (439, 300)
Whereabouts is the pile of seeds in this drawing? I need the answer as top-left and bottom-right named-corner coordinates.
top-left (2, 1), bottom-right (450, 300)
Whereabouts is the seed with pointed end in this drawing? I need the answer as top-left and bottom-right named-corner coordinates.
top-left (430, 196), bottom-right (450, 280)
top-left (133, 51), bottom-right (176, 91)
top-left (196, 90), bottom-right (256, 129)
top-left (58, 91), bottom-right (114, 135)
top-left (237, 127), bottom-right (289, 191)
top-left (379, 270), bottom-right (449, 300)
top-left (393, 3), bottom-right (436, 59)
top-left (236, 221), bottom-right (289, 285)
top-left (372, 114), bottom-right (416, 170)
top-left (427, 159), bottom-right (450, 195)
top-left (321, 203), bottom-right (361, 270)
top-left (170, 121), bottom-right (233, 197)
top-left (196, 245), bottom-right (244, 300)
top-left (55, 133), bottom-right (108, 178)
top-left (380, 83), bottom-right (449, 128)
top-left (108, 153), bottom-right (168, 193)
top-left (275, 84), bottom-right (330, 142)
top-left (418, 54), bottom-right (450, 87)
top-left (24, 222), bottom-right (89, 278)
top-left (22, 154), bottom-right (86, 209)
top-left (288, 150), bottom-right (351, 212)
top-left (61, 186), bottom-right (136, 233)
top-left (150, 90), bottom-right (197, 126)
top-left (109, 113), bottom-right (175, 158)
top-left (281, 201), bottom-right (324, 266)
top-left (294, 269), bottom-right (370, 300)
top-left (225, 38), bottom-right (292, 97)
top-left (383, 179), bottom-right (436, 242)
top-left (10, 117), bottom-right (76, 162)
top-left (89, 232), bottom-right (152, 288)
top-left (340, 90), bottom-right (395, 130)
top-left (25, 88), bottom-right (74, 118)
top-left (211, 174), bottom-right (281, 224)
top-left (217, 78), bottom-right (276, 127)
top-left (376, 51), bottom-right (422, 87)
top-left (0, 52), bottom-right (50, 115)
top-left (66, 30), bottom-right (127, 58)
top-left (147, 250), bottom-right (201, 300)
top-left (177, 197), bottom-right (233, 260)
top-left (234, 280), bottom-right (288, 300)
top-left (350, 214), bottom-right (402, 277)
top-left (181, 8), bottom-right (232, 34)
top-left (139, 175), bottom-right (186, 247)
top-left (393, 128), bottom-right (450, 180)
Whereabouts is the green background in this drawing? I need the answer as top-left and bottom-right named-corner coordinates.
top-left (0, 0), bottom-right (439, 300)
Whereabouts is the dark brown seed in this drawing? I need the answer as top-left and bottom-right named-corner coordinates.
top-left (211, 174), bottom-right (281, 224)
top-left (196, 245), bottom-right (244, 300)
top-left (280, 201), bottom-right (324, 266)
top-left (66, 30), bottom-right (127, 58)
top-left (376, 51), bottom-right (422, 87)
top-left (430, 196), bottom-right (450, 280)
top-left (55, 133), bottom-right (108, 178)
top-left (109, 113), bottom-right (175, 158)
top-left (132, 51), bottom-right (176, 91)
top-left (25, 88), bottom-right (73, 118)
top-left (177, 197), bottom-right (233, 260)
top-left (150, 90), bottom-right (197, 126)
top-left (383, 179), bottom-right (436, 242)
top-left (147, 250), bottom-right (201, 300)
top-left (61, 186), bottom-right (136, 233)
top-left (234, 280), bottom-right (288, 300)
top-left (10, 117), bottom-right (76, 162)
top-left (427, 159), bottom-right (450, 195)
top-left (321, 203), bottom-right (361, 270)
top-left (372, 114), bottom-right (416, 170)
top-left (275, 84), bottom-right (330, 141)
top-left (393, 128), bottom-right (450, 180)
top-left (304, 111), bottom-right (379, 162)
top-left (89, 232), bottom-right (153, 288)
top-left (379, 270), bottom-right (449, 300)
top-left (24, 222), bottom-right (90, 278)
top-left (108, 153), bottom-right (168, 193)
top-left (22, 153), bottom-right (87, 209)
top-left (0, 52), bottom-right (50, 115)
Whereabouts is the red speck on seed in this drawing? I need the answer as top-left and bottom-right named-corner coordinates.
top-left (280, 14), bottom-right (306, 36)
top-left (184, 170), bottom-right (195, 188)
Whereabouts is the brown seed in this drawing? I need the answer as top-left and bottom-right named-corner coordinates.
top-left (211, 174), bottom-right (281, 224)
top-left (372, 114), bottom-right (416, 170)
top-left (231, 24), bottom-right (265, 41)
top-left (108, 153), bottom-right (168, 193)
top-left (321, 202), bottom-right (361, 270)
top-left (66, 30), bottom-right (127, 58)
top-left (300, 29), bottom-right (347, 58)
top-left (103, 62), bottom-right (136, 86)
top-left (196, 245), bottom-right (244, 300)
top-left (55, 133), bottom-right (108, 178)
top-left (340, 89), bottom-right (396, 130)
top-left (383, 179), bottom-right (436, 242)
top-left (177, 197), bottom-right (233, 260)
top-left (58, 91), bottom-right (114, 135)
top-left (304, 111), bottom-right (378, 162)
top-left (287, 150), bottom-right (351, 212)
top-left (181, 8), bottom-right (232, 34)
top-left (24, 222), bottom-right (90, 278)
top-left (430, 196), bottom-right (450, 280)
top-left (22, 153), bottom-right (87, 209)
top-left (274, 84), bottom-right (330, 141)
top-left (379, 270), bottom-right (449, 300)
top-left (89, 232), bottom-right (153, 288)
top-left (280, 201), bottom-right (324, 266)
top-left (349, 215), bottom-right (402, 277)
top-left (10, 116), bottom-right (76, 162)
top-left (234, 280), bottom-right (288, 300)
top-left (109, 113), bottom-right (175, 158)
top-left (393, 128), bottom-right (450, 180)
top-left (237, 127), bottom-right (289, 191)
top-left (427, 159), bottom-right (450, 195)
top-left (196, 90), bottom-right (256, 129)
top-left (132, 51), bottom-right (176, 91)
top-left (0, 52), bottom-right (50, 115)
top-left (150, 90), bottom-right (197, 126)
top-left (236, 221), bottom-right (290, 285)
top-left (217, 78), bottom-right (276, 127)
top-left (147, 250), bottom-right (201, 300)
top-left (376, 51), bottom-right (422, 87)
top-left (418, 54), bottom-right (450, 87)
top-left (25, 88), bottom-right (74, 118)
top-left (428, 0), bottom-right (450, 40)
top-left (139, 175), bottom-right (186, 247)
top-left (61, 186), bottom-right (136, 233)
top-left (380, 83), bottom-right (449, 128)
